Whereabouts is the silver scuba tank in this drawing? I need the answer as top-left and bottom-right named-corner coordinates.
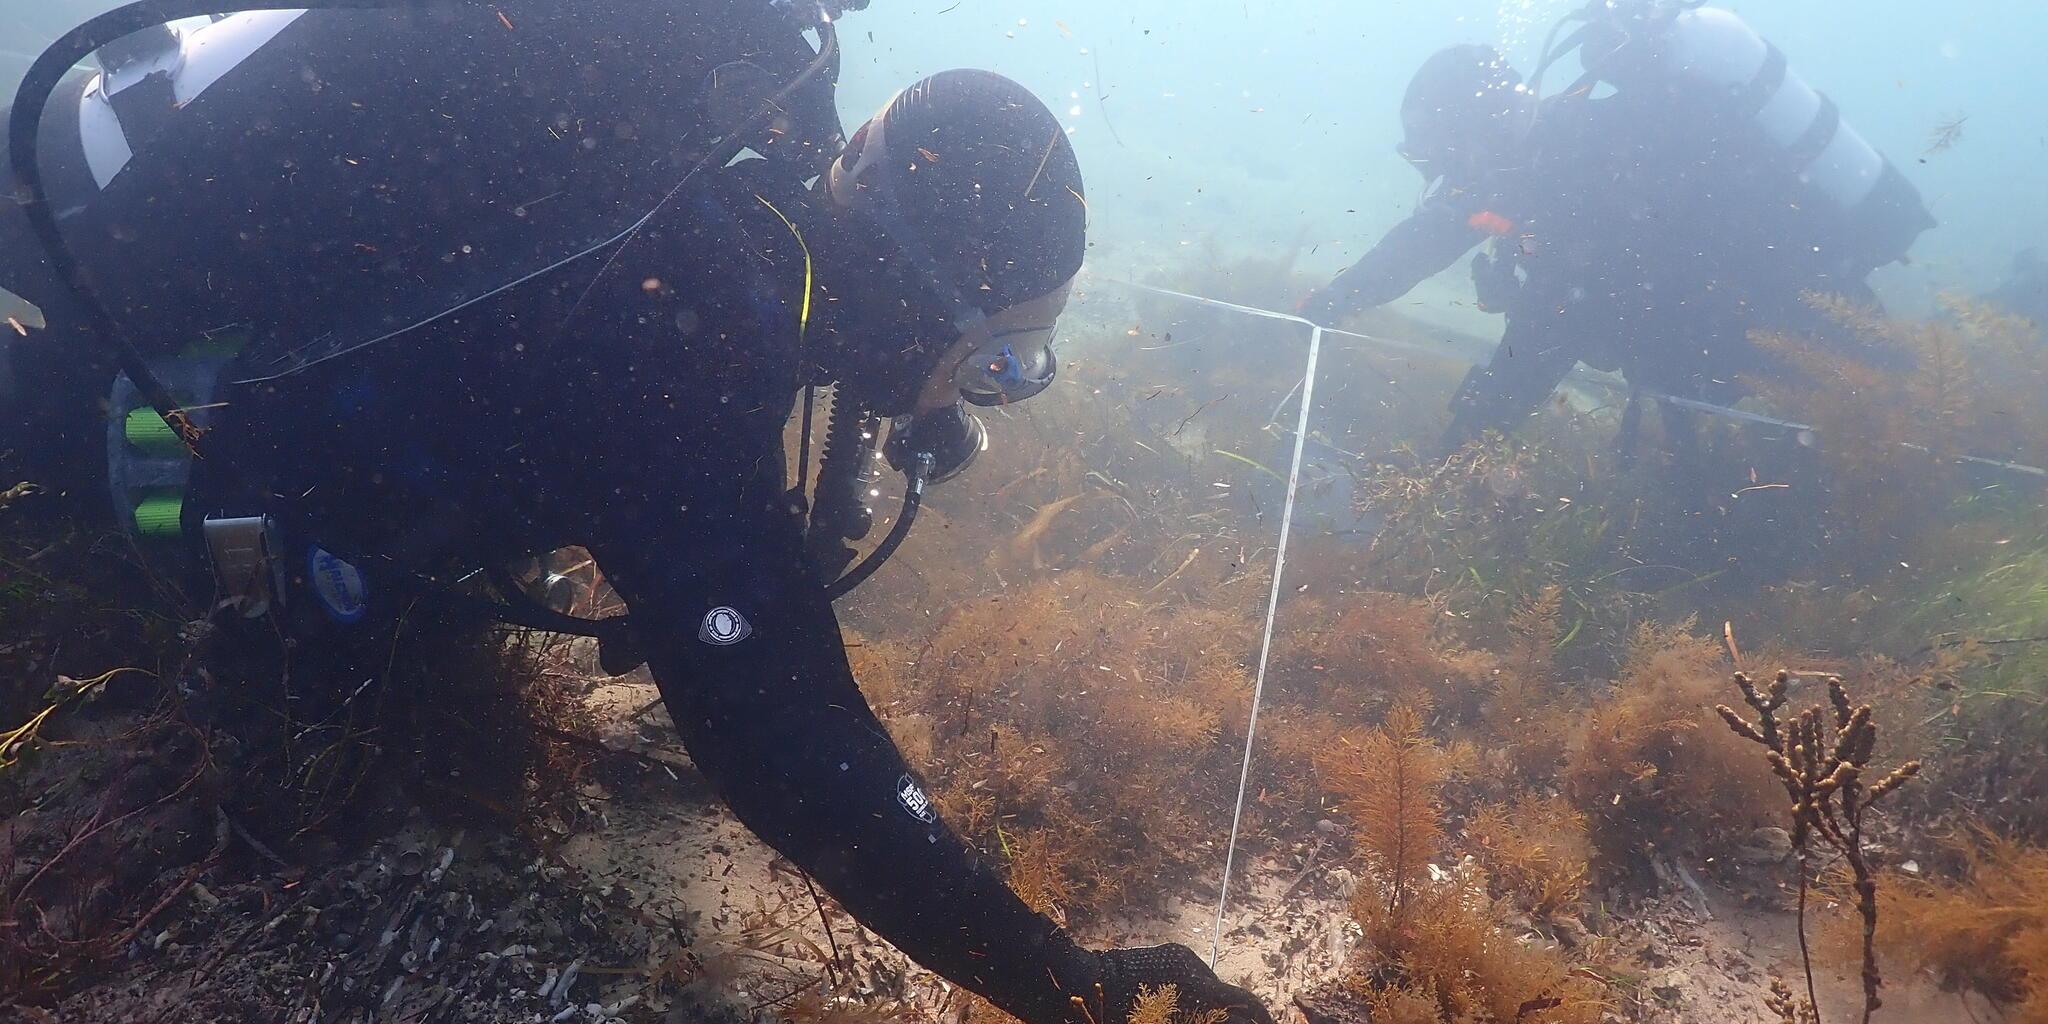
top-left (1662, 8), bottom-right (1881, 210)
top-left (75, 12), bottom-right (307, 191)
top-left (1588, 5), bottom-right (1934, 268)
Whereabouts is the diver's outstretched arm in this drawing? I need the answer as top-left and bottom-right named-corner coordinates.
top-left (591, 491), bottom-right (1270, 1024)
top-left (1301, 198), bottom-right (1484, 323)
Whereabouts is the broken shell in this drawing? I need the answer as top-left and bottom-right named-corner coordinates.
top-left (426, 846), bottom-right (457, 882)
top-left (394, 847), bottom-right (428, 877)
top-left (552, 960), bottom-right (583, 1006)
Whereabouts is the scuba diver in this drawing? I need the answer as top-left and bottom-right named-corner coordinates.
top-left (1301, 2), bottom-right (1935, 452)
top-left (1, 4), bottom-right (1273, 1024)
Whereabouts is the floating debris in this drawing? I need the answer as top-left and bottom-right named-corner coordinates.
top-left (1924, 113), bottom-right (1967, 156)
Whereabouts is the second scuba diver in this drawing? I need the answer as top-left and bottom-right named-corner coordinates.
top-left (1302, 4), bottom-right (1935, 454)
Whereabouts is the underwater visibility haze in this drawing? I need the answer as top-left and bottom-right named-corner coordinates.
top-left (1, 2), bottom-right (2045, 1023)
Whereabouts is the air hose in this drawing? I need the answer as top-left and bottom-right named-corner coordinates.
top-left (823, 451), bottom-right (930, 601)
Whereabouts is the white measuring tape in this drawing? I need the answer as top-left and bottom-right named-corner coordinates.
top-left (1109, 280), bottom-right (1323, 966)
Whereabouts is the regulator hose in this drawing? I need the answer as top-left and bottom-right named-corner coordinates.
top-left (823, 452), bottom-right (929, 602)
top-left (801, 395), bottom-right (941, 601)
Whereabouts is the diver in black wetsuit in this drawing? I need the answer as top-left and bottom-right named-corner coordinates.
top-left (1, 5), bottom-right (1271, 1024)
top-left (1302, 6), bottom-right (1935, 451)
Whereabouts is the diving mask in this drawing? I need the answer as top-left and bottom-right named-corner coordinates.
top-left (829, 81), bottom-right (1078, 414)
top-left (932, 276), bottom-right (1072, 408)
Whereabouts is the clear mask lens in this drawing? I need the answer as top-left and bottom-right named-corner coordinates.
top-left (1397, 136), bottom-right (1445, 177)
top-left (957, 328), bottom-right (1057, 406)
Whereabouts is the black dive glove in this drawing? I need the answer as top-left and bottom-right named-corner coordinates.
top-left (1470, 248), bottom-right (1523, 314)
top-left (1092, 943), bottom-right (1274, 1024)
top-left (1296, 284), bottom-right (1349, 326)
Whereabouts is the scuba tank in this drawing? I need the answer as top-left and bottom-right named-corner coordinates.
top-left (1536, 1), bottom-right (1933, 271)
top-left (15, 0), bottom-right (953, 658)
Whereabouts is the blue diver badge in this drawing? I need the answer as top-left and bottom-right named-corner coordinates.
top-left (307, 546), bottom-right (369, 624)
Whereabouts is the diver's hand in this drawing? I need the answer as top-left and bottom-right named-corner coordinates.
top-left (1298, 281), bottom-right (1368, 328)
top-left (1095, 943), bottom-right (1275, 1024)
top-left (1296, 286), bottom-right (1343, 325)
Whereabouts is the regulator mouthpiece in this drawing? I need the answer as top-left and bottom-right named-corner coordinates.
top-left (886, 403), bottom-right (986, 485)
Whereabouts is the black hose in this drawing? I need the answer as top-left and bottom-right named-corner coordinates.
top-left (824, 452), bottom-right (929, 601)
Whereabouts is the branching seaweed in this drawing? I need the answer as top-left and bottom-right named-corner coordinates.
top-left (1319, 705), bottom-right (1446, 938)
top-left (1565, 619), bottom-right (1777, 872)
top-left (850, 572), bottom-right (1262, 922)
top-left (1127, 984), bottom-right (1230, 1024)
top-left (1465, 795), bottom-right (1590, 920)
top-left (1717, 670), bottom-right (1921, 1024)
top-left (1750, 293), bottom-right (2048, 571)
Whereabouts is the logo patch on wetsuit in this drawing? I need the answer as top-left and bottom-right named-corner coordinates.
top-left (698, 606), bottom-right (753, 646)
top-left (895, 774), bottom-right (937, 824)
top-left (306, 546), bottom-right (368, 624)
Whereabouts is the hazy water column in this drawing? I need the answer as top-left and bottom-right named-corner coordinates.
top-left (2, 2), bottom-right (2040, 315)
top-left (838, 0), bottom-right (2048, 312)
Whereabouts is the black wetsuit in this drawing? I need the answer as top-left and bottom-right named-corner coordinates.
top-left (5, 5), bottom-right (1105, 1021)
top-left (1310, 89), bottom-right (1928, 445)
